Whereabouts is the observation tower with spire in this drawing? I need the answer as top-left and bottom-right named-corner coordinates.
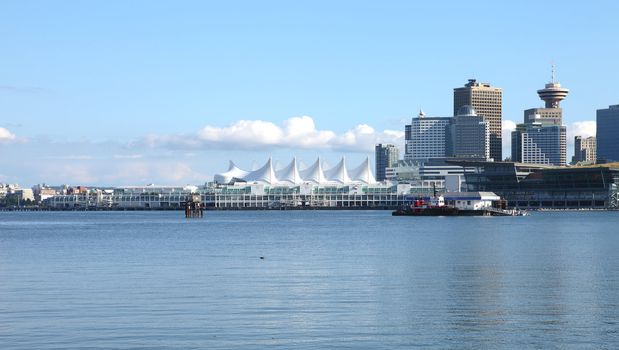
top-left (537, 64), bottom-right (569, 108)
top-left (512, 64), bottom-right (568, 166)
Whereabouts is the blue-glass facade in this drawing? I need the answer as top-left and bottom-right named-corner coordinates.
top-left (449, 160), bottom-right (619, 209)
top-left (512, 123), bottom-right (566, 166)
top-left (597, 105), bottom-right (619, 162)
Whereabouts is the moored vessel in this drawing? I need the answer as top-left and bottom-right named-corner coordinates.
top-left (392, 192), bottom-right (527, 217)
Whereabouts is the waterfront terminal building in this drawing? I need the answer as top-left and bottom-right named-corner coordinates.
top-left (42, 160), bottom-right (619, 210)
top-left (449, 160), bottom-right (619, 209)
top-left (45, 158), bottom-right (443, 210)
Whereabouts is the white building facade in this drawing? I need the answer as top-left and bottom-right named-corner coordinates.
top-left (404, 111), bottom-right (451, 161)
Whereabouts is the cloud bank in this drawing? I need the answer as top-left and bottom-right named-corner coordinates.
top-left (568, 121), bottom-right (596, 139)
top-left (0, 127), bottom-right (17, 142)
top-left (0, 85), bottom-right (47, 94)
top-left (140, 116), bottom-right (404, 152)
top-left (501, 120), bottom-right (517, 159)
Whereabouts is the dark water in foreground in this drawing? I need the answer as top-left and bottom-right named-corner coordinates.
top-left (1, 211), bottom-right (619, 349)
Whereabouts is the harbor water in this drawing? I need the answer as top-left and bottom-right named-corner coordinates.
top-left (1, 211), bottom-right (618, 349)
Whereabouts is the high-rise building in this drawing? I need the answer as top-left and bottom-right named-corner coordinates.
top-left (512, 123), bottom-right (566, 165)
top-left (454, 79), bottom-right (502, 161)
top-left (573, 136), bottom-right (597, 164)
top-left (447, 105), bottom-right (490, 160)
top-left (404, 110), bottom-right (451, 161)
top-left (511, 70), bottom-right (568, 166)
top-left (596, 105), bottom-right (619, 162)
top-left (375, 143), bottom-right (399, 181)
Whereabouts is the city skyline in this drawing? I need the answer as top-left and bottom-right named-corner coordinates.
top-left (1, 1), bottom-right (615, 186)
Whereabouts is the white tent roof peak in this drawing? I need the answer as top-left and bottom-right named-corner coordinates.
top-left (244, 157), bottom-right (278, 184)
top-left (276, 157), bottom-right (303, 184)
top-left (214, 160), bottom-right (250, 184)
top-left (350, 157), bottom-right (376, 184)
top-left (325, 157), bottom-right (351, 184)
top-left (299, 157), bottom-right (327, 184)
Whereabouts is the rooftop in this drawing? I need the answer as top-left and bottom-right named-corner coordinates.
top-left (569, 162), bottom-right (619, 169)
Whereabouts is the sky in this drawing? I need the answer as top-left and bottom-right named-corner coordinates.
top-left (1, 0), bottom-right (617, 186)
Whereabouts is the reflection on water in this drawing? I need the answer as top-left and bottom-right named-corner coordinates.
top-left (1, 211), bottom-right (618, 349)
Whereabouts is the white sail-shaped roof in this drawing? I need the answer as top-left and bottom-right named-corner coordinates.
top-left (349, 157), bottom-right (376, 184)
top-left (275, 157), bottom-right (303, 184)
top-left (214, 157), bottom-right (379, 185)
top-left (244, 158), bottom-right (278, 184)
top-left (213, 161), bottom-right (250, 184)
top-left (325, 157), bottom-right (352, 184)
top-left (299, 157), bottom-right (327, 184)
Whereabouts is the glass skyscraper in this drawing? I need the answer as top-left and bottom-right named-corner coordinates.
top-left (375, 144), bottom-right (399, 181)
top-left (596, 105), bottom-right (619, 163)
top-left (512, 123), bottom-right (566, 165)
top-left (448, 105), bottom-right (490, 160)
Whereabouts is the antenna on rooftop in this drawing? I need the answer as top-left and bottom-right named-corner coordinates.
top-left (551, 61), bottom-right (556, 83)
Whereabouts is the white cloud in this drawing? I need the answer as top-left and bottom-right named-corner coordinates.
top-left (47, 155), bottom-right (94, 160)
top-left (56, 164), bottom-right (98, 184)
top-left (140, 116), bottom-right (404, 153)
top-left (0, 127), bottom-right (17, 142)
top-left (113, 154), bottom-right (143, 159)
top-left (502, 120), bottom-right (517, 135)
top-left (100, 162), bottom-right (203, 184)
top-left (568, 121), bottom-right (596, 139)
top-left (30, 160), bottom-right (204, 186)
top-left (501, 120), bottom-right (517, 159)
top-left (198, 119), bottom-right (284, 145)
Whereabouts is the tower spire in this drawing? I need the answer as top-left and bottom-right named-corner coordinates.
top-left (537, 62), bottom-right (568, 109)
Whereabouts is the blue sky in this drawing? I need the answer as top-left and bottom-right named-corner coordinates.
top-left (1, 1), bottom-right (617, 186)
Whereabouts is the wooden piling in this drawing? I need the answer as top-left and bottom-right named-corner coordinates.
top-left (184, 194), bottom-right (204, 218)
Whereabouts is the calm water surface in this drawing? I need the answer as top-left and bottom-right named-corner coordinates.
top-left (1, 211), bottom-right (619, 349)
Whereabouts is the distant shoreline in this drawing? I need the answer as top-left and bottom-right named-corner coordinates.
top-left (1, 207), bottom-right (617, 212)
top-left (0, 206), bottom-right (397, 212)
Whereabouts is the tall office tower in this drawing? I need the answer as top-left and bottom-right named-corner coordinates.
top-left (596, 105), bottom-right (619, 162)
top-left (375, 143), bottom-right (399, 181)
top-left (454, 79), bottom-right (502, 161)
top-left (447, 105), bottom-right (490, 160)
top-left (573, 136), bottom-right (597, 164)
top-left (404, 110), bottom-right (451, 161)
